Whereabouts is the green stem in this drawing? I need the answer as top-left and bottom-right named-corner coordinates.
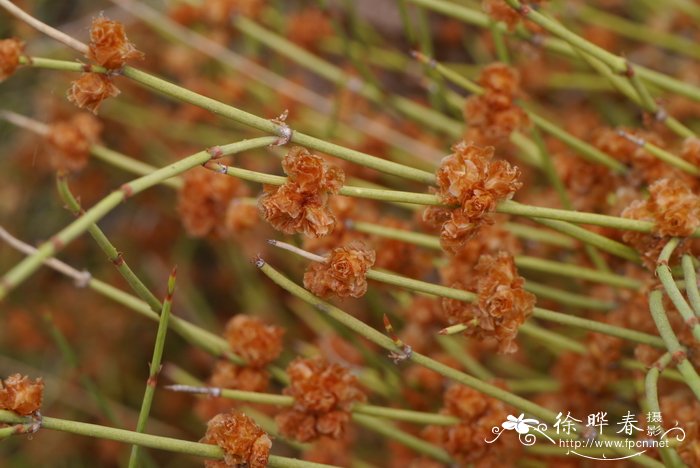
top-left (0, 411), bottom-right (336, 468)
top-left (644, 353), bottom-right (685, 466)
top-left (18, 56), bottom-right (436, 184)
top-left (129, 269), bottom-right (176, 467)
top-left (531, 218), bottom-right (640, 263)
top-left (656, 240), bottom-right (700, 342)
top-left (232, 16), bottom-right (462, 138)
top-left (351, 414), bottom-right (452, 463)
top-left (682, 255), bottom-right (700, 318)
top-left (648, 290), bottom-right (700, 400)
top-left (0, 137), bottom-right (275, 301)
top-left (56, 175), bottom-right (163, 314)
top-left (90, 145), bottom-right (183, 189)
top-left (165, 384), bottom-right (458, 426)
top-left (257, 259), bottom-right (560, 423)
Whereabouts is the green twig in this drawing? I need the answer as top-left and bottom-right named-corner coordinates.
top-left (129, 268), bottom-right (177, 467)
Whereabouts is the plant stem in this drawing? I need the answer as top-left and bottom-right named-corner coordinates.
top-left (0, 137), bottom-right (275, 301)
top-left (0, 411), bottom-right (337, 468)
top-left (648, 290), bottom-right (700, 400)
top-left (351, 414), bottom-right (452, 463)
top-left (56, 175), bottom-right (163, 313)
top-left (129, 268), bottom-right (176, 467)
top-left (656, 240), bottom-right (700, 342)
top-left (644, 353), bottom-right (685, 466)
top-left (164, 384), bottom-right (459, 425)
top-left (682, 255), bottom-right (700, 318)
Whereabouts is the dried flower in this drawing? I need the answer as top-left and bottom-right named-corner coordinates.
top-left (303, 242), bottom-right (376, 298)
top-left (46, 114), bottom-right (103, 172)
top-left (276, 357), bottom-right (366, 442)
top-left (223, 315), bottom-right (285, 367)
top-left (443, 252), bottom-right (534, 353)
top-left (287, 9), bottom-right (334, 50)
top-left (0, 38), bottom-right (24, 82)
top-left (201, 411), bottom-right (271, 468)
top-left (464, 63), bottom-right (530, 144)
top-left (66, 73), bottom-right (120, 114)
top-left (0, 374), bottom-right (44, 415)
top-left (224, 200), bottom-right (259, 234)
top-left (178, 168), bottom-right (249, 238)
top-left (426, 141), bottom-right (522, 253)
top-left (259, 147), bottom-right (345, 238)
top-left (647, 178), bottom-right (700, 237)
top-left (87, 17), bottom-right (144, 69)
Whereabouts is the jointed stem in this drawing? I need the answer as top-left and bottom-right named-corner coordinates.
top-left (0, 137), bottom-right (275, 301)
top-left (129, 269), bottom-right (177, 467)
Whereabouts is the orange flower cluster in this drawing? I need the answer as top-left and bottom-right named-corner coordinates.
top-left (258, 146), bottom-right (345, 238)
top-left (178, 167), bottom-right (251, 238)
top-left (621, 178), bottom-right (700, 267)
top-left (423, 384), bottom-right (519, 466)
top-left (464, 63), bottom-right (530, 144)
top-left (287, 9), bottom-right (333, 51)
top-left (0, 374), bottom-right (44, 415)
top-left (66, 73), bottom-right (120, 114)
top-left (647, 178), bottom-right (700, 237)
top-left (197, 315), bottom-right (284, 419)
top-left (0, 38), bottom-right (24, 82)
top-left (424, 141), bottom-right (522, 253)
top-left (201, 411), bottom-right (271, 468)
top-left (87, 17), bottom-right (144, 69)
top-left (482, 0), bottom-right (544, 32)
top-left (276, 357), bottom-right (366, 442)
top-left (67, 17), bottom-right (143, 114)
top-left (303, 242), bottom-right (376, 298)
top-left (45, 114), bottom-right (103, 172)
top-left (223, 315), bottom-right (285, 367)
top-left (443, 252), bottom-right (535, 353)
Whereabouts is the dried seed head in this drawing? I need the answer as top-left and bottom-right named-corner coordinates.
top-left (46, 114), bottom-right (103, 172)
top-left (648, 178), bottom-right (700, 237)
top-left (201, 411), bottom-right (271, 468)
top-left (429, 141), bottom-right (522, 253)
top-left (443, 252), bottom-right (534, 354)
top-left (0, 38), bottom-right (24, 82)
top-left (423, 384), bottom-right (519, 465)
top-left (87, 17), bottom-right (145, 69)
top-left (178, 168), bottom-right (249, 238)
top-left (223, 315), bottom-right (285, 367)
top-left (303, 241), bottom-right (376, 298)
top-left (0, 374), bottom-right (44, 415)
top-left (258, 147), bottom-right (345, 238)
top-left (224, 200), bottom-right (259, 234)
top-left (276, 357), bottom-right (366, 442)
top-left (66, 73), bottom-right (120, 114)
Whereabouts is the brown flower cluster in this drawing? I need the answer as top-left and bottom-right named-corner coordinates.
top-left (178, 167), bottom-right (251, 238)
top-left (621, 178), bottom-right (700, 267)
top-left (197, 315), bottom-right (284, 419)
top-left (287, 9), bottom-right (333, 51)
top-left (45, 114), bottom-right (103, 172)
top-left (464, 63), bottom-right (530, 144)
top-left (224, 315), bottom-right (285, 367)
top-left (0, 38), bottom-right (24, 82)
top-left (0, 374), bottom-right (44, 415)
top-left (424, 141), bottom-right (522, 253)
top-left (303, 242), bottom-right (376, 298)
top-left (482, 0), bottom-right (544, 32)
top-left (443, 252), bottom-right (535, 353)
top-left (259, 146), bottom-right (345, 238)
top-left (201, 411), bottom-right (271, 468)
top-left (276, 357), bottom-right (366, 442)
top-left (87, 17), bottom-right (144, 69)
top-left (67, 73), bottom-right (120, 114)
top-left (423, 384), bottom-right (519, 466)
